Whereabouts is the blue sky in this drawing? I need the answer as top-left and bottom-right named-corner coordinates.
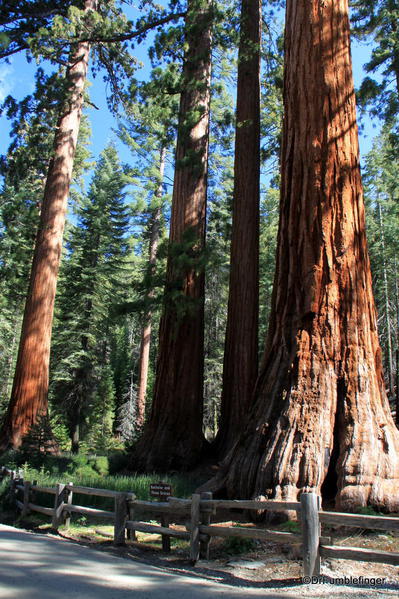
top-left (0, 28), bottom-right (379, 172)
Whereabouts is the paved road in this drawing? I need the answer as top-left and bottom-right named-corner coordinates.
top-left (0, 524), bottom-right (296, 598)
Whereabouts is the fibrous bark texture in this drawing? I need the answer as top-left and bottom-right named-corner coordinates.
top-left (0, 0), bottom-right (95, 451)
top-left (132, 0), bottom-right (212, 470)
top-left (214, 0), bottom-right (261, 458)
top-left (210, 0), bottom-right (399, 511)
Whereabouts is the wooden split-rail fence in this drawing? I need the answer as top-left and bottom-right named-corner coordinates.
top-left (2, 466), bottom-right (399, 576)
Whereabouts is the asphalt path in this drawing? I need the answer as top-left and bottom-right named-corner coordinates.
top-left (0, 524), bottom-right (297, 598)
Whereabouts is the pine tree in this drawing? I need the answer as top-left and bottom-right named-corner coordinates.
top-left (362, 129), bottom-right (399, 415)
top-left (51, 144), bottom-right (130, 452)
top-left (351, 1), bottom-right (399, 136)
top-left (116, 65), bottom-right (179, 430)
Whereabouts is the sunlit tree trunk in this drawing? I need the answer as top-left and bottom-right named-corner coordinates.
top-left (208, 0), bottom-right (399, 512)
top-left (0, 0), bottom-right (96, 451)
top-left (214, 0), bottom-right (261, 458)
top-left (133, 0), bottom-right (212, 470)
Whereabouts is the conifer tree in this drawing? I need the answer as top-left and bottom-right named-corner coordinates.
top-left (214, 0), bottom-right (261, 458)
top-left (351, 0), bottom-right (399, 136)
top-left (117, 65), bottom-right (179, 430)
top-left (362, 130), bottom-right (399, 414)
top-left (51, 144), bottom-right (130, 452)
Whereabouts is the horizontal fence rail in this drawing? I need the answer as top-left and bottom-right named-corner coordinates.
top-left (318, 509), bottom-right (399, 568)
top-left (2, 465), bottom-right (399, 574)
top-left (319, 511), bottom-right (399, 531)
top-left (320, 544), bottom-right (399, 566)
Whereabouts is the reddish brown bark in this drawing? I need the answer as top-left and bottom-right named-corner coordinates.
top-left (0, 0), bottom-right (96, 451)
top-left (208, 0), bottom-right (399, 511)
top-left (132, 0), bottom-right (212, 471)
top-left (214, 0), bottom-right (261, 458)
top-left (135, 146), bottom-right (166, 429)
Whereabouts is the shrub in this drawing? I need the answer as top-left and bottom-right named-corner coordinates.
top-left (222, 535), bottom-right (257, 555)
top-left (88, 456), bottom-right (109, 476)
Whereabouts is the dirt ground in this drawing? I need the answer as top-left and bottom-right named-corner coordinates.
top-left (39, 520), bottom-right (399, 598)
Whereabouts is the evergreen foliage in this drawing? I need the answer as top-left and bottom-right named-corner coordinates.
top-left (363, 128), bottom-right (399, 401)
top-left (50, 144), bottom-right (131, 451)
top-left (351, 0), bottom-right (399, 141)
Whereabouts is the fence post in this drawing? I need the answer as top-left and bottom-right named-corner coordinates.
top-left (301, 492), bottom-right (321, 577)
top-left (127, 498), bottom-right (137, 541)
top-left (114, 493), bottom-right (128, 546)
top-left (160, 512), bottom-right (171, 552)
top-left (8, 471), bottom-right (17, 505)
top-left (190, 493), bottom-right (201, 564)
top-left (64, 483), bottom-right (73, 528)
top-left (52, 483), bottom-right (66, 530)
top-left (21, 481), bottom-right (31, 518)
top-left (200, 491), bottom-right (212, 560)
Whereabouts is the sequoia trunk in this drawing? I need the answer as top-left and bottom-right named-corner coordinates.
top-left (0, 0), bottom-right (96, 451)
top-left (214, 0), bottom-right (261, 458)
top-left (209, 0), bottom-right (399, 511)
top-left (132, 0), bottom-right (212, 470)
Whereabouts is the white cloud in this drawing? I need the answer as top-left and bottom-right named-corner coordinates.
top-left (0, 64), bottom-right (14, 103)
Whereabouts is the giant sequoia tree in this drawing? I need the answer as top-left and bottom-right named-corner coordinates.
top-left (214, 0), bottom-right (261, 458)
top-left (209, 0), bottom-right (399, 511)
top-left (133, 0), bottom-right (212, 470)
top-left (0, 0), bottom-right (97, 450)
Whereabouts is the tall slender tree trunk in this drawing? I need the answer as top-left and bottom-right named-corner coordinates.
top-left (207, 0), bottom-right (399, 512)
top-left (395, 258), bottom-right (399, 425)
top-left (0, 0), bottom-right (96, 451)
top-left (135, 145), bottom-right (166, 429)
top-left (133, 0), bottom-right (212, 471)
top-left (378, 201), bottom-right (394, 396)
top-left (214, 0), bottom-right (261, 459)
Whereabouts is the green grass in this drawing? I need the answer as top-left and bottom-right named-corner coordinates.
top-left (2, 465), bottom-right (203, 514)
top-left (278, 520), bottom-right (301, 533)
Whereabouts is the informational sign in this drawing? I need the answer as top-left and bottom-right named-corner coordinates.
top-left (150, 482), bottom-right (172, 499)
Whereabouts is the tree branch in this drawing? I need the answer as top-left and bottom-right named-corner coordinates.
top-left (70, 12), bottom-right (186, 45)
top-left (0, 11), bottom-right (185, 60)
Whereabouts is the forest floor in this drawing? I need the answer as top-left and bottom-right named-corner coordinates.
top-left (10, 516), bottom-right (399, 598)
